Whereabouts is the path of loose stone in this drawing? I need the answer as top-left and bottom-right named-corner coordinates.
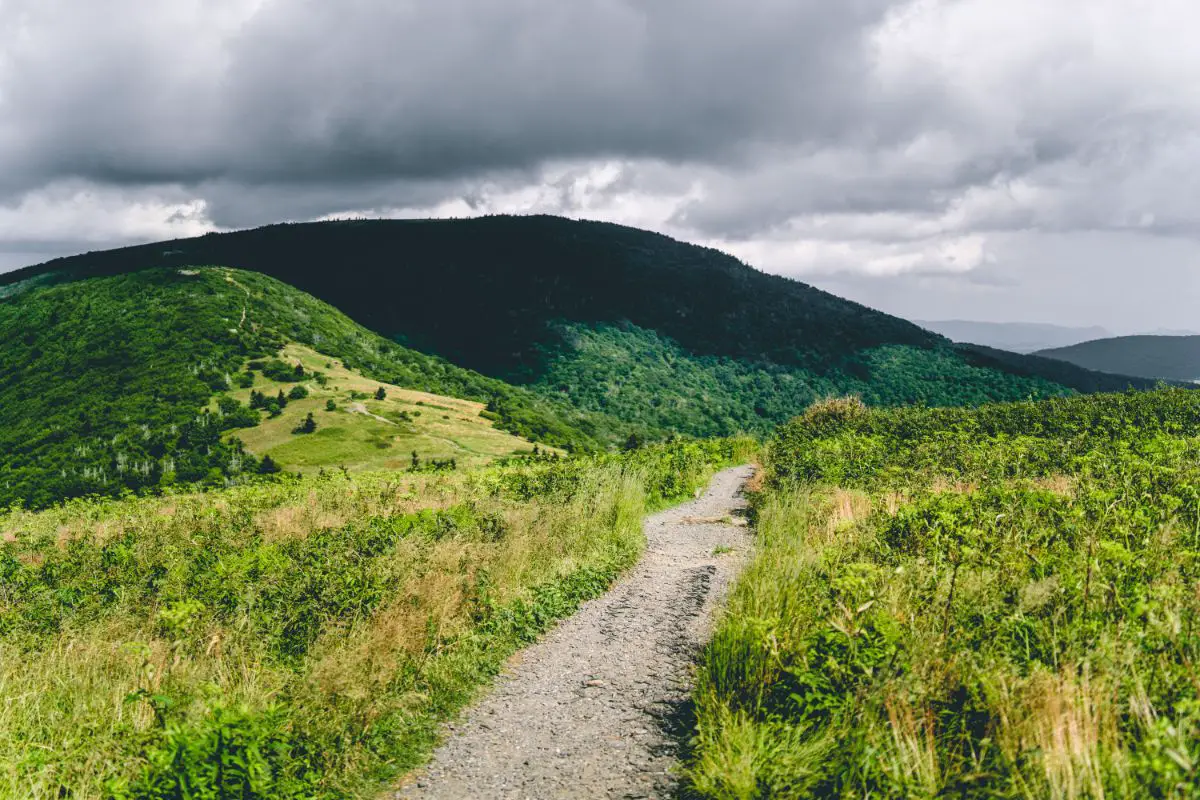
top-left (396, 465), bottom-right (755, 800)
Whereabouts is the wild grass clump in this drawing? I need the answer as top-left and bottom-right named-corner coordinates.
top-left (685, 390), bottom-right (1200, 798)
top-left (0, 438), bottom-right (752, 799)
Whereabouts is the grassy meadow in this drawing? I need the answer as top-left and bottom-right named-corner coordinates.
top-left (220, 343), bottom-right (544, 473)
top-left (0, 437), bottom-right (753, 799)
top-left (687, 390), bottom-right (1200, 799)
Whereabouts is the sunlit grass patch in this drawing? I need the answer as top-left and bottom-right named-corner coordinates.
top-left (684, 391), bottom-right (1200, 798)
top-left (1, 437), bottom-right (755, 799)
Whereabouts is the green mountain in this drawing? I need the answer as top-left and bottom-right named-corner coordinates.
top-left (0, 216), bottom-right (1162, 508)
top-left (0, 267), bottom-right (611, 509)
top-left (2, 215), bottom-right (1152, 400)
top-left (1036, 335), bottom-right (1200, 382)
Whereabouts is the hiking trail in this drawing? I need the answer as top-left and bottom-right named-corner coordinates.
top-left (396, 464), bottom-right (755, 799)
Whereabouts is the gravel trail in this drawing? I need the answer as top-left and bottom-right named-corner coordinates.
top-left (396, 464), bottom-right (755, 800)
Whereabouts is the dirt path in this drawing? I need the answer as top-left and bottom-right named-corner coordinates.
top-left (396, 465), bottom-right (755, 799)
top-left (348, 402), bottom-right (398, 426)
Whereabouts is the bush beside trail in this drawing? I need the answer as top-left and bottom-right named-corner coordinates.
top-left (685, 390), bottom-right (1200, 798)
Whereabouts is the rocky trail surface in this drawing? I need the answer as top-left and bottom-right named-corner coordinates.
top-left (396, 465), bottom-right (755, 800)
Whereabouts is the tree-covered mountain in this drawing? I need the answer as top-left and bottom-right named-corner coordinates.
top-left (2, 216), bottom-right (1159, 462)
top-left (1036, 335), bottom-right (1200, 382)
top-left (0, 267), bottom-right (613, 509)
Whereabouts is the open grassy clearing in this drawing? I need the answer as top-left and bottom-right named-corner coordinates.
top-left (686, 390), bottom-right (1200, 799)
top-left (219, 343), bottom-right (546, 473)
top-left (0, 438), bottom-right (752, 799)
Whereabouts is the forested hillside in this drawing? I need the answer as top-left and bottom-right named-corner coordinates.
top-left (1036, 334), bottom-right (1200, 381)
top-left (1, 216), bottom-right (1158, 439)
top-left (0, 267), bottom-right (611, 508)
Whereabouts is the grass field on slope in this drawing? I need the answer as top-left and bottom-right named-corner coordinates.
top-left (219, 344), bottom-right (545, 473)
top-left (686, 390), bottom-right (1200, 799)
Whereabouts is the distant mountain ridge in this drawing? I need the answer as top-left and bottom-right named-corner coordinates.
top-left (914, 319), bottom-right (1111, 353)
top-left (1036, 335), bottom-right (1200, 382)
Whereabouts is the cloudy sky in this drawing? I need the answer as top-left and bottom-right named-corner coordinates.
top-left (1, 0), bottom-right (1197, 332)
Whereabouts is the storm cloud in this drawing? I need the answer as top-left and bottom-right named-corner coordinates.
top-left (0, 0), bottom-right (1197, 330)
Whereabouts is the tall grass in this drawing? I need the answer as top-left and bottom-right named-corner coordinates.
top-left (685, 392), bottom-right (1200, 798)
top-left (0, 438), bottom-right (754, 799)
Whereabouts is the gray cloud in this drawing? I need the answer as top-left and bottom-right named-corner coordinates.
top-left (0, 0), bottom-right (1198, 331)
top-left (2, 0), bottom-right (897, 191)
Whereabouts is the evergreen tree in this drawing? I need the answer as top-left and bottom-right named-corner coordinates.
top-left (217, 395), bottom-right (241, 415)
top-left (276, 389), bottom-right (289, 408)
top-left (325, 399), bottom-right (337, 411)
top-left (375, 386), bottom-right (387, 400)
top-left (257, 454), bottom-right (281, 474)
top-left (293, 412), bottom-right (317, 434)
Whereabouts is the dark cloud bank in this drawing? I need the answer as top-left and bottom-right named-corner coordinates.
top-left (0, 0), bottom-right (1196, 330)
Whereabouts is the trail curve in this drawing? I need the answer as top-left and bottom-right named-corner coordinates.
top-left (396, 464), bottom-right (755, 799)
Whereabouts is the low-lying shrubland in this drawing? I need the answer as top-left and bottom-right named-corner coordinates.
top-left (0, 437), bottom-right (754, 799)
top-left (687, 389), bottom-right (1200, 798)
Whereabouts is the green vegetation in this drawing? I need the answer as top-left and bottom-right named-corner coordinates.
top-left (2, 217), bottom-right (1158, 449)
top-left (225, 343), bottom-right (549, 475)
top-left (1037, 335), bottom-right (1200, 382)
top-left (0, 437), bottom-right (753, 799)
top-left (686, 389), bottom-right (1200, 798)
top-left (533, 323), bottom-right (1071, 436)
top-left (0, 267), bottom-right (616, 510)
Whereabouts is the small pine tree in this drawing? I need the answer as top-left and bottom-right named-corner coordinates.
top-left (288, 384), bottom-right (308, 400)
top-left (623, 433), bottom-right (642, 451)
top-left (249, 390), bottom-right (266, 410)
top-left (276, 390), bottom-right (289, 408)
top-left (375, 386), bottom-right (387, 401)
top-left (293, 413), bottom-right (317, 435)
top-left (411, 450), bottom-right (420, 470)
top-left (325, 399), bottom-right (337, 411)
top-left (293, 363), bottom-right (305, 379)
top-left (257, 455), bottom-right (281, 474)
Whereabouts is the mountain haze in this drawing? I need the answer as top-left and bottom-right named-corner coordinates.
top-left (914, 319), bottom-right (1111, 353)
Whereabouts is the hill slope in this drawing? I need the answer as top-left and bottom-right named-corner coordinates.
top-left (2, 217), bottom-right (1158, 438)
top-left (0, 267), bottom-right (609, 508)
top-left (1036, 335), bottom-right (1200, 381)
